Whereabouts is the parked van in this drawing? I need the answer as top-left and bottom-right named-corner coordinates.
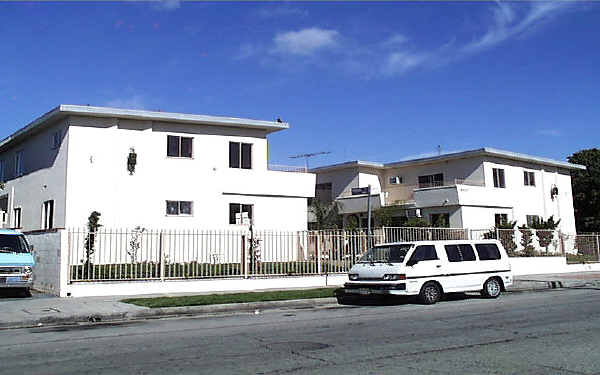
top-left (0, 229), bottom-right (34, 297)
top-left (343, 240), bottom-right (513, 304)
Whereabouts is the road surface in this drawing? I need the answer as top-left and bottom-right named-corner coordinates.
top-left (1, 289), bottom-right (599, 374)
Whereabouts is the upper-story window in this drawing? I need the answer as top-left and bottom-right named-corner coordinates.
top-left (167, 135), bottom-right (193, 158)
top-left (51, 130), bottom-right (61, 149)
top-left (229, 142), bottom-right (252, 169)
top-left (15, 151), bottom-right (24, 177)
top-left (388, 176), bottom-right (403, 185)
top-left (492, 168), bottom-right (505, 188)
top-left (166, 200), bottom-right (193, 216)
top-left (523, 171), bottom-right (535, 186)
top-left (0, 160), bottom-right (5, 182)
top-left (315, 182), bottom-right (333, 203)
top-left (418, 173), bottom-right (443, 188)
top-left (42, 200), bottom-right (54, 230)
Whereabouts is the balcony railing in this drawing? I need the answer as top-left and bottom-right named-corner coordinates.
top-left (268, 164), bottom-right (308, 173)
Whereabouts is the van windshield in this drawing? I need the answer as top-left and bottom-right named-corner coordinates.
top-left (358, 244), bottom-right (413, 264)
top-left (0, 235), bottom-right (30, 254)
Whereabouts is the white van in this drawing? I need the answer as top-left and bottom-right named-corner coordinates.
top-left (343, 239), bottom-right (513, 304)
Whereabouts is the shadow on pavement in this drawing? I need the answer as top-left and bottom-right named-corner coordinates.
top-left (334, 289), bottom-right (486, 306)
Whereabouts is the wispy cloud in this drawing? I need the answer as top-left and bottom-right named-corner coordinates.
top-left (271, 27), bottom-right (339, 56)
top-left (153, 0), bottom-right (181, 11)
top-left (106, 95), bottom-right (146, 110)
top-left (536, 129), bottom-right (561, 137)
top-left (236, 2), bottom-right (575, 78)
top-left (257, 6), bottom-right (308, 19)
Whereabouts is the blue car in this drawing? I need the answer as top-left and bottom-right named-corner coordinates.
top-left (0, 229), bottom-right (34, 297)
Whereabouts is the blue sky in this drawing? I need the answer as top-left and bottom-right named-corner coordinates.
top-left (1, 1), bottom-right (598, 168)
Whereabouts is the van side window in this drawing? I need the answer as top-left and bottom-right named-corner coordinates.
top-left (408, 245), bottom-right (438, 263)
top-left (475, 243), bottom-right (501, 260)
top-left (445, 244), bottom-right (476, 262)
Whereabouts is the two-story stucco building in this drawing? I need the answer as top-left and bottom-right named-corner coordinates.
top-left (312, 148), bottom-right (585, 233)
top-left (0, 105), bottom-right (315, 232)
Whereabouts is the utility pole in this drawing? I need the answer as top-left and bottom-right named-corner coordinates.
top-left (367, 184), bottom-right (372, 235)
top-left (289, 151), bottom-right (331, 171)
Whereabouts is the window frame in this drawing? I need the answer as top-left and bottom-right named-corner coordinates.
top-left (15, 150), bottom-right (24, 177)
top-left (166, 135), bottom-right (193, 158)
top-left (13, 207), bottom-right (22, 229)
top-left (0, 160), bottom-right (5, 182)
top-left (165, 200), bottom-right (194, 216)
top-left (492, 168), bottom-right (505, 188)
top-left (526, 215), bottom-right (541, 227)
top-left (51, 130), bottom-right (61, 150)
top-left (42, 200), bottom-right (54, 230)
top-left (444, 244), bottom-right (477, 262)
top-left (523, 171), bottom-right (535, 187)
top-left (229, 203), bottom-right (254, 225)
top-left (229, 142), bottom-right (253, 169)
top-left (494, 213), bottom-right (508, 227)
top-left (407, 244), bottom-right (439, 264)
top-left (418, 173), bottom-right (444, 189)
top-left (474, 243), bottom-right (502, 261)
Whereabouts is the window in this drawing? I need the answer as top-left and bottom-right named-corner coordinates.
top-left (167, 135), bottom-right (193, 158)
top-left (408, 245), bottom-right (438, 264)
top-left (15, 151), bottom-right (24, 177)
top-left (388, 176), bottom-right (403, 185)
top-left (51, 131), bottom-right (61, 149)
top-left (475, 243), bottom-right (501, 260)
top-left (444, 244), bottom-right (476, 262)
top-left (315, 182), bottom-right (333, 203)
top-left (492, 168), bottom-right (505, 188)
top-left (0, 160), bottom-right (5, 182)
top-left (418, 173), bottom-right (443, 188)
top-left (229, 203), bottom-right (253, 225)
top-left (495, 214), bottom-right (508, 226)
top-left (42, 200), bottom-right (54, 230)
top-left (13, 207), bottom-right (21, 229)
top-left (430, 213), bottom-right (450, 228)
top-left (229, 142), bottom-right (252, 169)
top-left (524, 171), bottom-right (535, 186)
top-left (526, 215), bottom-right (541, 227)
top-left (166, 200), bottom-right (193, 216)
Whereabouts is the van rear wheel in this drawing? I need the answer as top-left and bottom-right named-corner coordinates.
top-left (482, 278), bottom-right (501, 299)
top-left (419, 282), bottom-right (442, 305)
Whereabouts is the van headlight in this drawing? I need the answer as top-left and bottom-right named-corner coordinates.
top-left (382, 274), bottom-right (406, 281)
top-left (23, 266), bottom-right (33, 274)
top-left (348, 274), bottom-right (359, 281)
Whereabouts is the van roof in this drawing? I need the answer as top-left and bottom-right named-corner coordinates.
top-left (376, 239), bottom-right (499, 246)
top-left (0, 229), bottom-right (23, 236)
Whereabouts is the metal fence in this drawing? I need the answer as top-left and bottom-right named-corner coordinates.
top-left (66, 226), bottom-right (600, 283)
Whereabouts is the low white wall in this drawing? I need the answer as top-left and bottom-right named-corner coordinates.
top-left (510, 257), bottom-right (600, 276)
top-left (64, 274), bottom-right (347, 298)
top-left (25, 230), bottom-right (68, 296)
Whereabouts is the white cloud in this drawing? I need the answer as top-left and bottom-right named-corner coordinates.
top-left (272, 28), bottom-right (339, 56)
top-left (382, 51), bottom-right (429, 76)
top-left (106, 95), bottom-right (146, 110)
top-left (382, 34), bottom-right (409, 47)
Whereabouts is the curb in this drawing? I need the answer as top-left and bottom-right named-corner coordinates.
top-left (0, 297), bottom-right (340, 330)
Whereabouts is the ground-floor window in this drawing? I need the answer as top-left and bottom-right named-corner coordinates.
top-left (526, 215), bottom-right (541, 227)
top-left (43, 200), bottom-right (54, 229)
top-left (430, 213), bottom-right (450, 228)
top-left (166, 200), bottom-right (193, 216)
top-left (229, 203), bottom-right (253, 224)
top-left (495, 213), bottom-right (508, 227)
top-left (13, 207), bottom-right (21, 229)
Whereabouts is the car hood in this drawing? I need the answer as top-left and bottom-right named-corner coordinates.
top-left (0, 253), bottom-right (35, 267)
top-left (349, 262), bottom-right (405, 278)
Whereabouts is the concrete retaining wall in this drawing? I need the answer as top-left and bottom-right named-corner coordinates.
top-left (25, 230), bottom-right (68, 295)
top-left (510, 257), bottom-right (600, 276)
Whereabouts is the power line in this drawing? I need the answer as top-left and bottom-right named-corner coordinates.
top-left (289, 151), bottom-right (331, 170)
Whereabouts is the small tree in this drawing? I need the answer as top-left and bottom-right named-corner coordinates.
top-left (484, 221), bottom-right (518, 256)
top-left (404, 218), bottom-right (430, 227)
top-left (531, 216), bottom-right (561, 254)
top-left (518, 225), bottom-right (535, 257)
top-left (309, 200), bottom-right (342, 230)
top-left (83, 211), bottom-right (102, 267)
top-left (373, 206), bottom-right (396, 227)
top-left (128, 226), bottom-right (146, 263)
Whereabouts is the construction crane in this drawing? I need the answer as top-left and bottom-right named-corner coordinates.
top-left (289, 151), bottom-right (331, 171)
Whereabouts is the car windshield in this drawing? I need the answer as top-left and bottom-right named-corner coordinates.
top-left (0, 234), bottom-right (30, 254)
top-left (358, 244), bottom-right (413, 264)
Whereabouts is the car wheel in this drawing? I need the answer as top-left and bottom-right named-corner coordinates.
top-left (419, 282), bottom-right (442, 305)
top-left (482, 278), bottom-right (502, 299)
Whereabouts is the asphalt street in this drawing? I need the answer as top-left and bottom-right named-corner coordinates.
top-left (1, 289), bottom-right (600, 375)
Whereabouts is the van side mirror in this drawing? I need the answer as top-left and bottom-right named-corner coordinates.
top-left (29, 244), bottom-right (35, 251)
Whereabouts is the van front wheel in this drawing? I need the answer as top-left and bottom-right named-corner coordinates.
top-left (482, 278), bottom-right (502, 299)
top-left (419, 282), bottom-right (442, 305)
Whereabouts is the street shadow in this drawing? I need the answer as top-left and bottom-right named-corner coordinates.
top-left (0, 288), bottom-right (32, 299)
top-left (334, 289), bottom-right (485, 306)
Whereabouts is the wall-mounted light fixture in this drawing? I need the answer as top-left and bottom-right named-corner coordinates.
top-left (127, 148), bottom-right (137, 175)
top-left (550, 185), bottom-right (559, 200)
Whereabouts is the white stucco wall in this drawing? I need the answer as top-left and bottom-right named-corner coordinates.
top-left (64, 116), bottom-right (314, 231)
top-left (26, 230), bottom-right (69, 296)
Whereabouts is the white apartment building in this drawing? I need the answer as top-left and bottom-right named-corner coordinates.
top-left (0, 105), bottom-right (315, 232)
top-left (312, 148), bottom-right (585, 233)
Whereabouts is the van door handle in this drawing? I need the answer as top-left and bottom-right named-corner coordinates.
top-left (436, 265), bottom-right (442, 268)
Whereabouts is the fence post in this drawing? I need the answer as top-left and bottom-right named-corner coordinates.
top-left (596, 235), bottom-right (600, 262)
top-left (317, 232), bottom-right (322, 275)
top-left (241, 234), bottom-right (248, 279)
top-left (159, 230), bottom-right (165, 281)
top-left (495, 228), bottom-right (500, 240)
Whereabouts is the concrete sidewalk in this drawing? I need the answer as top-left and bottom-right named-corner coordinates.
top-left (2, 272), bottom-right (600, 329)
